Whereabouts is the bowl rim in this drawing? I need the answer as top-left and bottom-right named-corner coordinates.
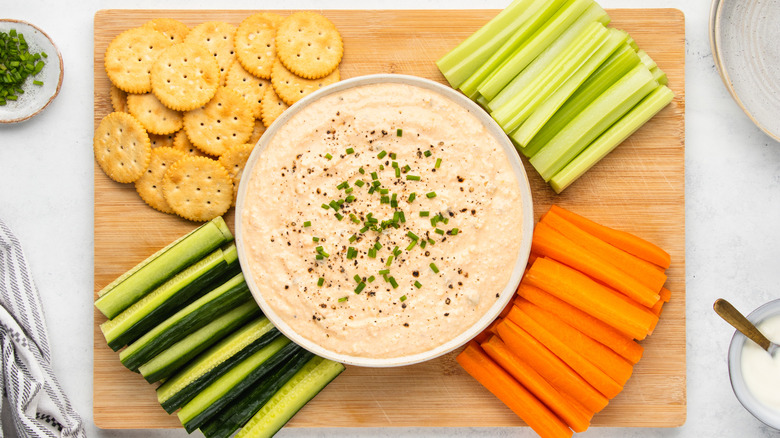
top-left (0, 19), bottom-right (64, 124)
top-left (234, 73), bottom-right (534, 367)
top-left (727, 298), bottom-right (780, 429)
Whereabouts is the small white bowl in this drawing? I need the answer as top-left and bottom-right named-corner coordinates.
top-left (0, 19), bottom-right (63, 124)
top-left (728, 298), bottom-right (780, 429)
top-left (235, 74), bottom-right (534, 367)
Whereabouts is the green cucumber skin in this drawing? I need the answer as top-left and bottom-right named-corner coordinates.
top-left (120, 274), bottom-right (251, 372)
top-left (105, 257), bottom-right (231, 351)
top-left (160, 328), bottom-right (283, 414)
top-left (183, 341), bottom-right (304, 433)
top-left (200, 348), bottom-right (315, 438)
top-left (140, 302), bottom-right (262, 383)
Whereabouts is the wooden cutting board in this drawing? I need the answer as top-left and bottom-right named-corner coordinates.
top-left (93, 8), bottom-right (686, 429)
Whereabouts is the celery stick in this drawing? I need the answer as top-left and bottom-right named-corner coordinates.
top-left (529, 64), bottom-right (657, 181)
top-left (512, 28), bottom-right (627, 147)
top-left (477, 0), bottom-right (594, 101)
top-left (626, 35), bottom-right (639, 51)
top-left (491, 22), bottom-right (610, 133)
top-left (519, 43), bottom-right (640, 157)
top-left (437, 0), bottom-right (538, 89)
top-left (458, 0), bottom-right (566, 99)
top-left (637, 49), bottom-right (657, 71)
top-left (549, 85), bottom-right (674, 193)
top-left (474, 94), bottom-right (490, 110)
top-left (652, 66), bottom-right (668, 86)
top-left (488, 3), bottom-right (609, 111)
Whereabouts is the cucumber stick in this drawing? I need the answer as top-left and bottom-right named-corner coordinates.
top-left (138, 300), bottom-right (260, 383)
top-left (120, 273), bottom-right (250, 372)
top-left (549, 85), bottom-right (674, 193)
top-left (529, 63), bottom-right (658, 181)
top-left (200, 348), bottom-right (316, 438)
top-left (436, 0), bottom-right (539, 89)
top-left (488, 2), bottom-right (609, 112)
top-left (477, 0), bottom-right (594, 101)
top-left (95, 216), bottom-right (233, 319)
top-left (178, 337), bottom-right (300, 433)
top-left (157, 316), bottom-right (280, 413)
top-left (235, 356), bottom-right (345, 438)
top-left (101, 244), bottom-right (239, 351)
top-left (459, 0), bottom-right (566, 99)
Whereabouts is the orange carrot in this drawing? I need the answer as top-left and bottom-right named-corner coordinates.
top-left (660, 286), bottom-right (672, 302)
top-left (532, 222), bottom-right (660, 307)
top-left (474, 318), bottom-right (502, 344)
top-left (496, 319), bottom-right (609, 414)
top-left (549, 205), bottom-right (671, 269)
top-left (516, 284), bottom-right (644, 364)
top-left (506, 306), bottom-right (623, 399)
top-left (482, 336), bottom-right (592, 433)
top-left (524, 257), bottom-right (658, 340)
top-left (457, 342), bottom-right (573, 438)
top-left (541, 209), bottom-right (667, 292)
top-left (514, 298), bottom-right (634, 386)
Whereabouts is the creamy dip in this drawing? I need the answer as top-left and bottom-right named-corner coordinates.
top-left (241, 82), bottom-right (525, 359)
top-left (741, 315), bottom-right (780, 412)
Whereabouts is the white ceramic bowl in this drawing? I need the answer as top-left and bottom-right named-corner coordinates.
top-left (728, 298), bottom-right (780, 429)
top-left (235, 74), bottom-right (534, 367)
top-left (0, 19), bottom-right (63, 124)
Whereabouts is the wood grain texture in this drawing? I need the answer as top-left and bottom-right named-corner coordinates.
top-left (93, 8), bottom-right (686, 429)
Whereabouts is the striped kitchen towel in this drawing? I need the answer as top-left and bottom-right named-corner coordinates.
top-left (0, 219), bottom-right (85, 438)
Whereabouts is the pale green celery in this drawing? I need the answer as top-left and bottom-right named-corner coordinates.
top-left (549, 85), bottom-right (674, 193)
top-left (637, 49), bottom-right (657, 71)
top-left (491, 22), bottom-right (609, 133)
top-left (519, 43), bottom-right (640, 157)
top-left (652, 66), bottom-right (668, 86)
top-left (436, 0), bottom-right (538, 89)
top-left (512, 28), bottom-right (627, 147)
top-left (474, 94), bottom-right (490, 109)
top-left (529, 64), bottom-right (657, 181)
top-left (626, 35), bottom-right (639, 51)
top-left (458, 0), bottom-right (566, 99)
top-left (477, 0), bottom-right (594, 101)
top-left (488, 2), bottom-right (609, 111)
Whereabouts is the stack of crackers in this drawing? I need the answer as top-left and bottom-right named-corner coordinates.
top-left (93, 12), bottom-right (344, 222)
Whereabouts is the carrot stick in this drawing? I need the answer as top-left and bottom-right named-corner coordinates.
top-left (541, 209), bottom-right (667, 292)
top-left (514, 298), bottom-right (634, 386)
top-left (660, 286), bottom-right (671, 302)
top-left (524, 257), bottom-right (658, 340)
top-left (549, 205), bottom-right (671, 269)
top-left (532, 222), bottom-right (660, 307)
top-left (474, 318), bottom-right (502, 344)
top-left (457, 342), bottom-right (573, 438)
top-left (516, 284), bottom-right (644, 364)
top-left (496, 319), bottom-right (609, 414)
top-left (506, 306), bottom-right (623, 399)
top-left (482, 336), bottom-right (592, 433)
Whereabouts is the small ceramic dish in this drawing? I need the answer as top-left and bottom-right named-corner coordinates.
top-left (710, 0), bottom-right (780, 141)
top-left (0, 19), bottom-right (63, 124)
top-left (728, 298), bottom-right (780, 429)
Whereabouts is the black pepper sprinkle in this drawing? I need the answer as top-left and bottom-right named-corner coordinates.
top-left (412, 270), bottom-right (419, 278)
top-left (445, 298), bottom-right (451, 305)
top-left (403, 323), bottom-right (409, 327)
top-left (444, 313), bottom-right (449, 317)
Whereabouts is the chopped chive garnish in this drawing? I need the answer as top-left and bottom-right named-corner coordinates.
top-left (321, 203), bottom-right (330, 210)
top-left (346, 147), bottom-right (355, 154)
top-left (406, 175), bottom-right (421, 181)
top-left (335, 213), bottom-right (344, 221)
top-left (338, 296), bottom-right (348, 302)
top-left (354, 274), bottom-right (362, 283)
top-left (372, 180), bottom-right (381, 187)
top-left (329, 200), bottom-right (339, 210)
top-left (316, 254), bottom-right (324, 260)
top-left (337, 181), bottom-right (348, 190)
top-left (355, 282), bottom-right (366, 294)
top-left (380, 196), bottom-right (390, 204)
top-left (389, 277), bottom-right (399, 289)
top-left (414, 281), bottom-right (422, 289)
top-left (435, 228), bottom-right (445, 235)
top-left (347, 247), bottom-right (358, 259)
top-left (435, 158), bottom-right (442, 168)
top-left (406, 241), bottom-right (417, 251)
top-left (427, 238), bottom-right (435, 245)
top-left (399, 211), bottom-right (406, 223)
top-left (355, 179), bottom-right (365, 187)
top-left (371, 172), bottom-right (378, 180)
top-left (407, 231), bottom-right (419, 241)
top-left (379, 164), bottom-right (385, 170)
top-left (348, 234), bottom-right (357, 243)
top-left (379, 188), bottom-right (389, 195)
top-left (420, 240), bottom-right (427, 249)
top-left (400, 295), bottom-right (407, 302)
top-left (367, 275), bottom-right (376, 283)
top-left (303, 221), bottom-right (312, 227)
top-left (408, 192), bottom-right (417, 203)
top-left (316, 246), bottom-right (329, 257)
top-left (430, 263), bottom-right (440, 273)
top-left (420, 211), bottom-right (430, 217)
top-left (312, 236), bottom-right (320, 242)
top-left (374, 242), bottom-right (383, 250)
top-left (377, 150), bottom-right (387, 159)
top-left (378, 269), bottom-right (390, 275)
top-left (424, 150), bottom-right (432, 157)
top-left (395, 167), bottom-right (401, 178)
top-left (390, 152), bottom-right (397, 160)
top-left (386, 255), bottom-right (394, 266)
top-left (325, 153), bottom-right (333, 160)
top-left (397, 128), bottom-right (403, 137)
top-left (392, 161), bottom-right (399, 168)
top-left (450, 228), bottom-right (459, 235)
top-left (33, 80), bottom-right (43, 86)
top-left (359, 167), bottom-right (365, 174)
top-left (345, 187), bottom-right (354, 194)
top-left (346, 195), bottom-right (356, 203)
top-left (426, 192), bottom-right (437, 198)
top-left (360, 225), bottom-right (369, 233)
top-left (368, 248), bottom-right (377, 258)
top-left (392, 246), bottom-right (401, 256)
top-left (318, 277), bottom-right (325, 287)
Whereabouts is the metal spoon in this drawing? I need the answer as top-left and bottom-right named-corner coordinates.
top-left (714, 298), bottom-right (778, 357)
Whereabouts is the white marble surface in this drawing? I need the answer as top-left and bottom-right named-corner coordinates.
top-left (1, 0), bottom-right (778, 436)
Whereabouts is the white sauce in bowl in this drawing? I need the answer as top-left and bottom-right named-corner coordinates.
top-left (741, 315), bottom-right (780, 412)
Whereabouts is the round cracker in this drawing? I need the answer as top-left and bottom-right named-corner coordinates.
top-left (151, 43), bottom-right (221, 112)
top-left (219, 143), bottom-right (255, 206)
top-left (173, 130), bottom-right (207, 156)
top-left (135, 146), bottom-right (186, 214)
top-left (275, 12), bottom-right (343, 79)
top-left (143, 18), bottom-right (190, 44)
top-left (162, 156), bottom-right (233, 222)
top-left (260, 85), bottom-right (289, 128)
top-left (182, 87), bottom-right (254, 157)
top-left (248, 119), bottom-right (266, 145)
top-left (226, 61), bottom-right (271, 119)
top-left (93, 112), bottom-right (151, 184)
top-left (184, 21), bottom-right (237, 84)
top-left (127, 93), bottom-right (183, 135)
top-left (149, 133), bottom-right (177, 148)
top-left (110, 84), bottom-right (128, 113)
top-left (105, 27), bottom-right (173, 93)
top-left (234, 12), bottom-right (283, 79)
top-left (271, 59), bottom-right (339, 105)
